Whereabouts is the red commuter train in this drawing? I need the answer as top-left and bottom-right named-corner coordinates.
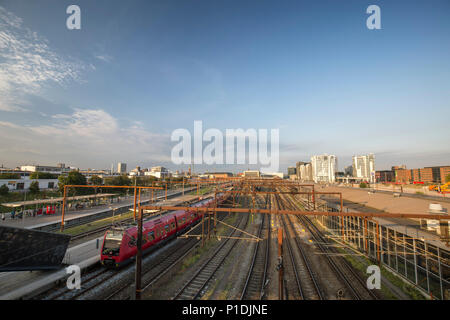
top-left (100, 195), bottom-right (226, 267)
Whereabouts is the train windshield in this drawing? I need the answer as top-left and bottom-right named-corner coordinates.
top-left (102, 230), bottom-right (123, 256)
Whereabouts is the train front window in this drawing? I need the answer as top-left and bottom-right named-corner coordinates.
top-left (102, 231), bottom-right (122, 256)
top-left (102, 239), bottom-right (121, 256)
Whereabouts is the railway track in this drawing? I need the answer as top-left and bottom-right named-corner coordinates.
top-left (240, 204), bottom-right (270, 300)
top-left (69, 224), bottom-right (116, 242)
top-left (105, 236), bottom-right (200, 300)
top-left (68, 212), bottom-right (164, 242)
top-left (280, 214), bottom-right (324, 299)
top-left (272, 194), bottom-right (301, 299)
top-left (274, 194), bottom-right (324, 300)
top-left (37, 205), bottom-right (231, 300)
top-left (299, 214), bottom-right (379, 300)
top-left (41, 224), bottom-right (216, 300)
top-left (288, 193), bottom-right (379, 300)
top-left (76, 239), bottom-right (203, 300)
top-left (50, 238), bottom-right (198, 300)
top-left (41, 267), bottom-right (115, 300)
top-left (173, 210), bottom-right (249, 300)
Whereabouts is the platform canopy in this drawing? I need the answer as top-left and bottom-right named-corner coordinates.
top-left (1, 193), bottom-right (117, 208)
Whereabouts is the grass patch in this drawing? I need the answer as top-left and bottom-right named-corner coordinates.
top-left (180, 245), bottom-right (212, 272)
top-left (57, 210), bottom-right (135, 236)
top-left (379, 265), bottom-right (426, 300)
top-left (210, 280), bottom-right (233, 300)
top-left (317, 218), bottom-right (426, 300)
top-left (179, 213), bottom-right (237, 273)
top-left (188, 186), bottom-right (214, 196)
top-left (201, 216), bottom-right (240, 300)
top-left (336, 247), bottom-right (398, 300)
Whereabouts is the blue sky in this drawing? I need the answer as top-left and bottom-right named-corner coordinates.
top-left (0, 0), bottom-right (449, 172)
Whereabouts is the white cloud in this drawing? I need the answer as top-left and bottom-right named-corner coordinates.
top-left (0, 120), bottom-right (21, 129)
top-left (0, 6), bottom-right (86, 112)
top-left (0, 6), bottom-right (22, 28)
top-left (95, 54), bottom-right (113, 63)
top-left (0, 109), bottom-right (171, 167)
top-left (0, 100), bottom-right (27, 112)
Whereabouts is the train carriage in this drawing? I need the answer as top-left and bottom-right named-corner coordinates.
top-left (100, 194), bottom-right (227, 268)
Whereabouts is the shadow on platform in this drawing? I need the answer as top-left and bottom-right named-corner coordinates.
top-left (0, 226), bottom-right (71, 272)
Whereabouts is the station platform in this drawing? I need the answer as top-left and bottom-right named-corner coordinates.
top-left (0, 188), bottom-right (195, 231)
top-left (0, 236), bottom-right (103, 300)
top-left (320, 193), bottom-right (449, 250)
top-left (340, 199), bottom-right (449, 250)
top-left (374, 216), bottom-right (447, 250)
top-left (321, 185), bottom-right (450, 215)
top-left (0, 190), bottom-right (202, 300)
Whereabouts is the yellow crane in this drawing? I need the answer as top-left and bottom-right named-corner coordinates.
top-left (429, 182), bottom-right (450, 192)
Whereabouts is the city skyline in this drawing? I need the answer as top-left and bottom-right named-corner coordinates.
top-left (2, 154), bottom-right (444, 175)
top-left (1, 1), bottom-right (450, 172)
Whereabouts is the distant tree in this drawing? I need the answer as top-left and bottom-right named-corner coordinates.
top-left (134, 176), bottom-right (158, 187)
top-left (58, 176), bottom-right (67, 193)
top-left (58, 170), bottom-right (87, 194)
top-left (105, 174), bottom-right (131, 186)
top-left (29, 181), bottom-right (40, 194)
top-left (0, 173), bottom-right (20, 179)
top-left (446, 174), bottom-right (450, 183)
top-left (104, 175), bottom-right (132, 194)
top-left (30, 172), bottom-right (58, 179)
top-left (89, 175), bottom-right (103, 185)
top-left (0, 184), bottom-right (9, 196)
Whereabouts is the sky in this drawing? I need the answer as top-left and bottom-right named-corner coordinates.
top-left (0, 0), bottom-right (449, 173)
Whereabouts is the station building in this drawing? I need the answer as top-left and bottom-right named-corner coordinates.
top-left (0, 176), bottom-right (59, 191)
top-left (205, 172), bottom-right (233, 179)
top-left (243, 170), bottom-right (260, 178)
top-left (20, 164), bottom-right (70, 175)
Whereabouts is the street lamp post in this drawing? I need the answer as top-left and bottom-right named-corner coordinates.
top-left (110, 206), bottom-right (118, 225)
top-left (22, 188), bottom-right (27, 225)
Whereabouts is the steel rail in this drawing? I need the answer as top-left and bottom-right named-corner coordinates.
top-left (172, 196), bottom-right (252, 300)
top-left (104, 237), bottom-right (199, 300)
top-left (240, 195), bottom-right (271, 300)
top-left (172, 213), bottom-right (248, 300)
top-left (280, 194), bottom-right (324, 300)
top-left (273, 194), bottom-right (304, 299)
top-left (301, 214), bottom-right (379, 300)
top-left (140, 205), bottom-right (450, 220)
top-left (104, 207), bottom-right (238, 300)
top-left (293, 194), bottom-right (379, 300)
top-left (284, 191), bottom-right (377, 300)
